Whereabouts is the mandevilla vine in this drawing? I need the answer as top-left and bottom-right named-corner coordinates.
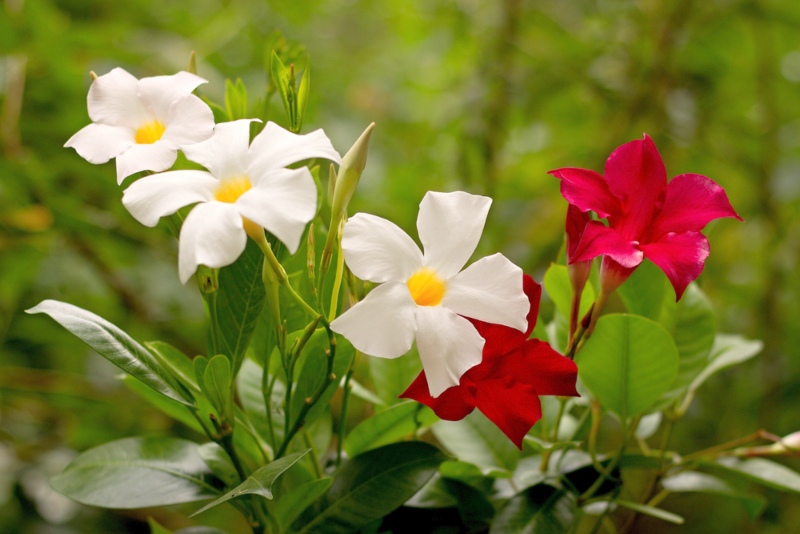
top-left (28, 49), bottom-right (798, 534)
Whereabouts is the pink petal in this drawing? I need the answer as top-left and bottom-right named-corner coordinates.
top-left (650, 173), bottom-right (742, 239)
top-left (641, 231), bottom-right (709, 301)
top-left (572, 220), bottom-right (643, 268)
top-left (548, 168), bottom-right (618, 219)
top-left (399, 372), bottom-right (476, 420)
top-left (474, 378), bottom-right (543, 449)
top-left (566, 204), bottom-right (592, 261)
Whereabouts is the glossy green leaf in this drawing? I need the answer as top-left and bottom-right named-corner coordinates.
top-left (688, 334), bottom-right (763, 395)
top-left (432, 410), bottom-right (519, 476)
top-left (296, 58), bottom-right (311, 131)
top-left (344, 400), bottom-right (437, 457)
top-left (369, 347), bottom-right (423, 405)
top-left (237, 357), bottom-right (285, 447)
top-left (617, 260), bottom-right (667, 321)
top-left (27, 300), bottom-right (193, 406)
top-left (215, 239), bottom-right (266, 376)
top-left (203, 355), bottom-right (233, 422)
top-left (122, 375), bottom-right (204, 434)
top-left (542, 263), bottom-right (594, 322)
top-left (616, 499), bottom-right (684, 524)
top-left (147, 517), bottom-right (172, 534)
top-left (576, 314), bottom-right (679, 418)
top-left (490, 483), bottom-right (576, 534)
top-left (297, 442), bottom-right (446, 533)
top-left (706, 457), bottom-right (800, 494)
top-left (51, 437), bottom-right (221, 508)
top-left (192, 449), bottom-right (310, 516)
top-left (224, 78), bottom-right (248, 120)
top-left (273, 477), bottom-right (332, 529)
top-left (198, 442), bottom-right (240, 489)
top-left (661, 471), bottom-right (765, 519)
top-left (145, 341), bottom-right (201, 394)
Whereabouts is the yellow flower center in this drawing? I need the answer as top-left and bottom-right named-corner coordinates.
top-left (134, 120), bottom-right (166, 144)
top-left (215, 176), bottom-right (252, 204)
top-left (407, 268), bottom-right (446, 306)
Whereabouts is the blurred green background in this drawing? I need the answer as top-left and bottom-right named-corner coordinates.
top-left (1, 0), bottom-right (798, 532)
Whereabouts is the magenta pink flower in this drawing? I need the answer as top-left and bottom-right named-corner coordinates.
top-left (549, 134), bottom-right (741, 300)
top-left (400, 275), bottom-right (579, 449)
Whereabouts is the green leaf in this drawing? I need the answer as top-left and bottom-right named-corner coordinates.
top-left (273, 477), bottom-right (332, 529)
top-left (27, 300), bottom-right (193, 406)
top-left (198, 442), bottom-right (240, 489)
top-left (490, 483), bottom-right (576, 534)
top-left (542, 263), bottom-right (594, 322)
top-left (145, 341), bottom-right (201, 394)
top-left (296, 58), bottom-right (311, 131)
top-left (270, 51), bottom-right (294, 127)
top-left (432, 410), bottom-right (519, 476)
top-left (192, 449), bottom-right (310, 516)
top-left (147, 517), bottom-right (173, 534)
top-left (344, 400), bottom-right (438, 457)
top-left (369, 347), bottom-right (423, 405)
top-left (576, 314), bottom-right (679, 418)
top-left (616, 499), bottom-right (684, 524)
top-left (297, 442), bottom-right (446, 533)
top-left (688, 334), bottom-right (763, 395)
top-left (202, 355), bottom-right (233, 422)
top-left (122, 375), bottom-right (204, 434)
top-left (51, 437), bottom-right (221, 508)
top-left (661, 471), bottom-right (766, 519)
top-left (215, 239), bottom-right (266, 376)
top-left (237, 357), bottom-right (284, 447)
top-left (224, 78), bottom-right (248, 120)
top-left (705, 457), bottom-right (800, 494)
top-left (617, 260), bottom-right (667, 321)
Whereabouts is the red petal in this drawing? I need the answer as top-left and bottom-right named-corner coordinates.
top-left (512, 340), bottom-right (579, 396)
top-left (603, 135), bottom-right (666, 240)
top-left (549, 168), bottom-right (619, 219)
top-left (474, 377), bottom-right (543, 449)
top-left (650, 173), bottom-right (742, 240)
top-left (572, 220), bottom-right (643, 268)
top-left (641, 231), bottom-right (709, 301)
top-left (566, 204), bottom-right (592, 261)
top-left (399, 371), bottom-right (476, 420)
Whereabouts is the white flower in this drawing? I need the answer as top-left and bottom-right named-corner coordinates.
top-left (65, 67), bottom-right (215, 184)
top-left (330, 191), bottom-right (529, 397)
top-left (122, 119), bottom-right (341, 283)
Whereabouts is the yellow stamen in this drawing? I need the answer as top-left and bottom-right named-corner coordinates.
top-left (215, 176), bottom-right (252, 204)
top-left (407, 268), bottom-right (446, 306)
top-left (134, 120), bottom-right (166, 144)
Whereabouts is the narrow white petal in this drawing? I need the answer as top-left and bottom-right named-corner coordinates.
top-left (115, 143), bottom-right (178, 183)
top-left (138, 71), bottom-right (208, 119)
top-left (122, 170), bottom-right (218, 226)
top-left (341, 213), bottom-right (423, 284)
top-left (236, 168), bottom-right (316, 254)
top-left (415, 306), bottom-right (484, 398)
top-left (161, 95), bottom-right (215, 146)
top-left (330, 282), bottom-right (417, 358)
top-left (178, 202), bottom-right (247, 284)
top-left (181, 119), bottom-right (259, 179)
top-left (87, 67), bottom-right (148, 127)
top-left (442, 253), bottom-right (528, 332)
top-left (64, 123), bottom-right (133, 164)
top-left (418, 191), bottom-right (492, 279)
top-left (248, 122), bottom-right (341, 173)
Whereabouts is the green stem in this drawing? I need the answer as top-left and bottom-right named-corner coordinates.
top-left (302, 430), bottom-right (323, 478)
top-left (328, 232), bottom-right (346, 320)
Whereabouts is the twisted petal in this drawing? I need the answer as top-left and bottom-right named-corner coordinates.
top-left (415, 306), bottom-right (484, 398)
top-left (418, 191), bottom-right (491, 278)
top-left (475, 378), bottom-right (542, 449)
top-left (443, 253), bottom-right (528, 332)
top-left (572, 220), bottom-right (643, 268)
top-left (161, 95), bottom-right (215, 147)
top-left (87, 67), bottom-right (147, 127)
top-left (399, 371), bottom-right (476, 421)
top-left (122, 170), bottom-right (217, 226)
top-left (182, 120), bottom-right (258, 179)
top-left (549, 168), bottom-right (618, 219)
top-left (340, 213), bottom-right (423, 283)
top-left (248, 122), bottom-right (342, 173)
top-left (64, 123), bottom-right (133, 164)
top-left (650, 173), bottom-right (743, 239)
top-left (138, 71), bottom-right (207, 118)
top-left (330, 282), bottom-right (417, 357)
top-left (236, 167), bottom-right (317, 254)
top-left (115, 142), bottom-right (179, 183)
top-left (641, 231), bottom-right (710, 301)
top-left (178, 201), bottom-right (247, 284)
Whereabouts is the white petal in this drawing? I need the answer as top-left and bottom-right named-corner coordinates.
top-left (178, 201), bottom-right (247, 284)
top-left (442, 253), bottom-right (528, 332)
top-left (248, 121), bottom-right (341, 173)
top-left (161, 95), bottom-right (215, 146)
top-left (418, 191), bottom-right (491, 278)
top-left (182, 119), bottom-right (259, 179)
top-left (415, 306), bottom-right (484, 398)
top-left (64, 123), bottom-right (134, 164)
top-left (115, 143), bottom-right (178, 183)
top-left (122, 170), bottom-right (218, 226)
top-left (138, 71), bottom-right (208, 119)
top-left (87, 67), bottom-right (148, 127)
top-left (236, 168), bottom-right (316, 254)
top-left (330, 282), bottom-right (417, 358)
top-left (341, 213), bottom-right (423, 283)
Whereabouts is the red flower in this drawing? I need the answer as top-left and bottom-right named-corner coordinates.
top-left (549, 134), bottom-right (741, 300)
top-left (400, 275), bottom-right (579, 449)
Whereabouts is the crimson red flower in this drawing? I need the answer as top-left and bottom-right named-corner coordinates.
top-left (400, 275), bottom-right (579, 449)
top-left (549, 134), bottom-right (741, 300)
